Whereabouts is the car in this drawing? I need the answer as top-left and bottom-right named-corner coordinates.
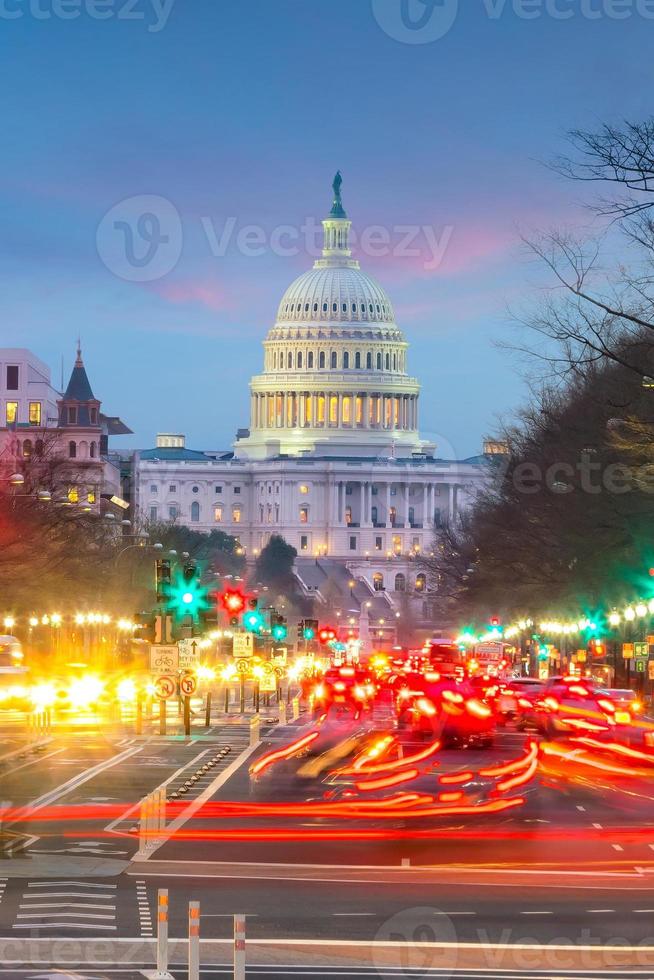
top-left (312, 666), bottom-right (376, 717)
top-left (600, 688), bottom-right (645, 717)
top-left (530, 676), bottom-right (633, 739)
top-left (395, 673), bottom-right (495, 748)
top-left (496, 677), bottom-right (545, 727)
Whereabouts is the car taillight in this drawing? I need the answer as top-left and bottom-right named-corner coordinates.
top-left (632, 701), bottom-right (643, 714)
top-left (333, 682), bottom-right (346, 692)
top-left (415, 697), bottom-right (436, 717)
top-left (543, 697), bottom-right (559, 712)
top-left (597, 698), bottom-right (615, 715)
top-left (353, 685), bottom-right (366, 700)
top-left (443, 690), bottom-right (464, 704)
top-left (518, 697), bottom-right (532, 709)
top-left (314, 684), bottom-right (325, 698)
top-left (569, 685), bottom-right (590, 697)
top-left (614, 710), bottom-right (631, 725)
top-left (466, 698), bottom-right (492, 719)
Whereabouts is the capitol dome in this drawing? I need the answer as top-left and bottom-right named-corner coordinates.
top-left (236, 174), bottom-right (423, 461)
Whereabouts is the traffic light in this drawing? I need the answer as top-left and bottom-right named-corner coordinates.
top-left (271, 614), bottom-right (288, 642)
top-left (220, 588), bottom-right (247, 625)
top-left (318, 626), bottom-right (336, 644)
top-left (155, 558), bottom-right (171, 602)
top-left (490, 616), bottom-right (500, 627)
top-left (303, 618), bottom-right (318, 641)
top-left (165, 562), bottom-right (209, 619)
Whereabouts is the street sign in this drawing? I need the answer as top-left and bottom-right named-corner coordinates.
top-left (575, 650), bottom-right (587, 663)
top-left (150, 645), bottom-right (179, 673)
top-left (179, 672), bottom-right (197, 696)
top-left (634, 641), bottom-right (648, 658)
top-left (622, 643), bottom-right (634, 660)
top-left (154, 674), bottom-right (176, 700)
top-left (635, 659), bottom-right (647, 673)
top-left (178, 638), bottom-right (199, 671)
top-left (649, 662), bottom-right (654, 680)
top-left (260, 662), bottom-right (277, 692)
top-left (647, 635), bottom-right (654, 645)
top-left (236, 658), bottom-right (250, 675)
top-left (233, 632), bottom-right (254, 658)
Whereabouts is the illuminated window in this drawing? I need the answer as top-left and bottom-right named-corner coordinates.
top-left (375, 536), bottom-right (383, 551)
top-left (317, 395), bottom-right (325, 424)
top-left (385, 398), bottom-right (392, 428)
top-left (390, 506), bottom-right (397, 525)
top-left (22, 438), bottom-right (32, 458)
top-left (355, 396), bottom-right (363, 425)
top-left (5, 402), bottom-right (17, 424)
top-left (87, 489), bottom-right (96, 504)
top-left (415, 573), bottom-right (427, 593)
top-left (329, 395), bottom-right (338, 424)
top-left (299, 484), bottom-right (309, 494)
top-left (233, 507), bottom-right (242, 524)
top-left (299, 506), bottom-right (308, 524)
top-left (28, 402), bottom-right (41, 425)
top-left (394, 397), bottom-right (400, 427)
top-left (68, 487), bottom-right (79, 503)
top-left (300, 535), bottom-right (308, 551)
top-left (373, 572), bottom-right (384, 592)
top-left (214, 505), bottom-right (223, 523)
top-left (345, 506), bottom-right (352, 525)
top-left (342, 396), bottom-right (352, 425)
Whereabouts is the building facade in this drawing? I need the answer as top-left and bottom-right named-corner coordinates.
top-left (0, 346), bottom-right (131, 510)
top-left (132, 177), bottom-right (491, 603)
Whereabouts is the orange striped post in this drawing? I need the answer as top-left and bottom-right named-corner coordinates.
top-left (156, 888), bottom-right (169, 977)
top-left (234, 913), bottom-right (246, 980)
top-left (188, 900), bottom-right (200, 980)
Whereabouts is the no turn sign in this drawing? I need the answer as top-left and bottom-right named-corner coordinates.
top-left (154, 674), bottom-right (176, 700)
top-left (180, 672), bottom-right (197, 697)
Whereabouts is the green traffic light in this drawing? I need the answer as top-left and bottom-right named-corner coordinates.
top-left (244, 610), bottom-right (264, 632)
top-left (164, 569), bottom-right (209, 619)
top-left (303, 627), bottom-right (315, 640)
top-left (272, 624), bottom-right (288, 641)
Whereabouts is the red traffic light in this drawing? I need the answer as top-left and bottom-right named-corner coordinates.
top-left (318, 627), bottom-right (337, 644)
top-left (220, 589), bottom-right (246, 615)
top-left (490, 616), bottom-right (500, 627)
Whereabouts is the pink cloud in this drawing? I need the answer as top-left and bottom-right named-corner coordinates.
top-left (150, 279), bottom-right (233, 312)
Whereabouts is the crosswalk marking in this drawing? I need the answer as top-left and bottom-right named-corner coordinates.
top-left (14, 879), bottom-right (118, 933)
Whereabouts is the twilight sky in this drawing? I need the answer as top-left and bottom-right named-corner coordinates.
top-left (1, 0), bottom-right (651, 458)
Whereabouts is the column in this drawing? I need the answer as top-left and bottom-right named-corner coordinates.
top-left (385, 483), bottom-right (392, 527)
top-left (359, 482), bottom-right (365, 526)
top-left (448, 484), bottom-right (456, 523)
top-left (363, 394), bottom-right (370, 429)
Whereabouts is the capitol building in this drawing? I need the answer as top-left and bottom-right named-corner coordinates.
top-left (132, 176), bottom-right (490, 606)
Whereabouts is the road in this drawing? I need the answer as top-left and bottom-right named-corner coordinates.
top-left (0, 709), bottom-right (653, 977)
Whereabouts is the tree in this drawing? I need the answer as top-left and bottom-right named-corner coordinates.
top-left (254, 535), bottom-right (297, 592)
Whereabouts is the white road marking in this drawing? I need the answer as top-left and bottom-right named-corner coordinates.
top-left (24, 893), bottom-right (115, 900)
top-left (2, 748), bottom-right (65, 776)
top-left (612, 844), bottom-right (624, 852)
top-left (11, 922), bottom-right (117, 931)
top-left (576, 805), bottom-right (586, 811)
top-left (332, 912), bottom-right (375, 917)
top-left (28, 881), bottom-right (116, 888)
top-left (592, 822), bottom-right (603, 829)
top-left (520, 911), bottom-right (553, 915)
top-left (587, 909), bottom-right (615, 913)
top-left (17, 912), bottom-right (116, 920)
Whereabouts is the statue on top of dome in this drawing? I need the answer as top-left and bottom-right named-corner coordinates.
top-left (329, 170), bottom-right (347, 218)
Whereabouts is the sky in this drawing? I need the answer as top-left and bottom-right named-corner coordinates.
top-left (1, 0), bottom-right (652, 459)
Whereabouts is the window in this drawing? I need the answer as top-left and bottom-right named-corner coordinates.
top-left (385, 353), bottom-right (390, 370)
top-left (345, 506), bottom-right (352, 525)
top-left (409, 506), bottom-right (415, 525)
top-left (150, 485), bottom-right (158, 493)
top-left (355, 352), bottom-right (361, 369)
top-left (389, 506), bottom-right (397, 525)
top-left (394, 573), bottom-right (406, 593)
top-left (68, 487), bottom-right (79, 503)
top-left (330, 351), bottom-right (337, 369)
top-left (192, 486), bottom-right (199, 493)
top-left (89, 441), bottom-right (97, 458)
top-left (90, 408), bottom-right (97, 424)
top-left (297, 352), bottom-right (303, 369)
top-left (375, 536), bottom-right (383, 551)
top-left (191, 501), bottom-right (200, 522)
top-left (415, 573), bottom-right (427, 593)
top-left (233, 507), bottom-right (242, 523)
top-left (6, 366), bottom-right (18, 390)
top-left (373, 572), bottom-right (384, 591)
top-left (234, 486), bottom-right (241, 494)
top-left (87, 489), bottom-right (96, 504)
top-left (319, 352), bottom-right (325, 369)
top-left (300, 535), bottom-right (308, 551)
top-left (299, 484), bottom-right (309, 494)
top-left (34, 439), bottom-right (43, 456)
top-left (169, 484), bottom-right (177, 493)
top-left (150, 505), bottom-right (157, 521)
top-left (299, 506), bottom-right (308, 523)
top-left (308, 352), bottom-right (314, 369)
top-left (349, 536), bottom-right (357, 551)
top-left (214, 505), bottom-right (223, 523)
top-left (280, 352), bottom-right (284, 369)
top-left (366, 352), bottom-right (372, 369)
top-left (22, 438), bottom-right (32, 458)
top-left (5, 402), bottom-right (17, 424)
top-left (376, 353), bottom-right (382, 370)
top-left (69, 441), bottom-right (76, 459)
top-left (68, 407), bottom-right (77, 424)
top-left (371, 505), bottom-right (378, 524)
top-left (28, 402), bottom-right (41, 425)
top-left (288, 352), bottom-right (293, 369)
top-left (169, 505), bottom-right (178, 519)
top-left (215, 485), bottom-right (223, 494)
top-left (343, 351), bottom-right (349, 369)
